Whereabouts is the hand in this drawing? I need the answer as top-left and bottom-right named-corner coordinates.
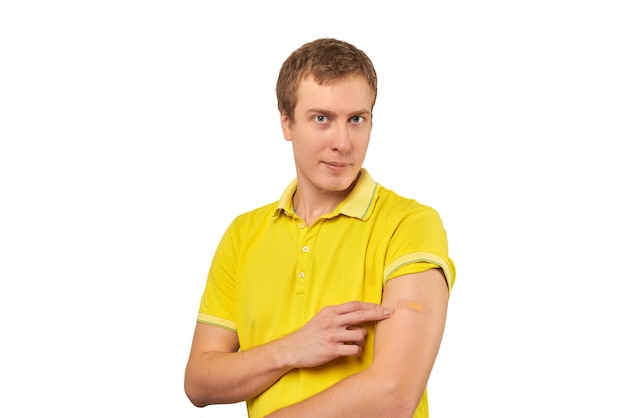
top-left (280, 301), bottom-right (393, 369)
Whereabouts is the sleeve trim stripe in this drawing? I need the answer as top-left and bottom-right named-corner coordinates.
top-left (384, 251), bottom-right (454, 289)
top-left (197, 313), bottom-right (237, 332)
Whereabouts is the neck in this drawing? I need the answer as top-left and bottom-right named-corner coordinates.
top-left (292, 193), bottom-right (343, 225)
top-left (292, 174), bottom-right (360, 225)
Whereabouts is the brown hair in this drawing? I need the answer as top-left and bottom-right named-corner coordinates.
top-left (276, 38), bottom-right (378, 120)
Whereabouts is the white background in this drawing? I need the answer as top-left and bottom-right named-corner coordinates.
top-left (1, 1), bottom-right (624, 417)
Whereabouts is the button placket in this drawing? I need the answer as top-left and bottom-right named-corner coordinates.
top-left (295, 218), bottom-right (310, 294)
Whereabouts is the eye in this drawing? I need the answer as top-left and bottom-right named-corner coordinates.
top-left (350, 115), bottom-right (364, 124)
top-left (314, 115), bottom-right (328, 123)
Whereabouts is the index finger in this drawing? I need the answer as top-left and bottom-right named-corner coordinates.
top-left (333, 300), bottom-right (394, 316)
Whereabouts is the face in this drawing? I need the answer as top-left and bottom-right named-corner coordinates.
top-left (281, 75), bottom-right (373, 197)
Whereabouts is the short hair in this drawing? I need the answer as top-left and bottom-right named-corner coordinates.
top-left (276, 38), bottom-right (378, 120)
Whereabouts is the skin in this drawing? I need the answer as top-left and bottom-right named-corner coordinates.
top-left (184, 75), bottom-right (449, 416)
top-left (281, 75), bottom-right (372, 225)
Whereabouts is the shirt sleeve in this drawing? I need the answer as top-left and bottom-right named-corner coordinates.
top-left (197, 220), bottom-right (239, 331)
top-left (383, 205), bottom-right (456, 291)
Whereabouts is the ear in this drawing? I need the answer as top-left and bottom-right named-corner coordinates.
top-left (280, 112), bottom-right (292, 141)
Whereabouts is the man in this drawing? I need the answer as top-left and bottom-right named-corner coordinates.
top-left (184, 38), bottom-right (455, 417)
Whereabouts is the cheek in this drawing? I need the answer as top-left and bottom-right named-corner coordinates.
top-left (355, 135), bottom-right (371, 153)
top-left (294, 132), bottom-right (324, 152)
top-left (292, 139), bottom-right (316, 161)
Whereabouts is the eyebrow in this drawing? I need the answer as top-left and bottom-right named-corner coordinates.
top-left (305, 108), bottom-right (372, 118)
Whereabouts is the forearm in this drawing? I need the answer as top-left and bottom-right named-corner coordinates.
top-left (266, 366), bottom-right (417, 418)
top-left (185, 302), bottom-right (394, 408)
top-left (185, 339), bottom-right (292, 406)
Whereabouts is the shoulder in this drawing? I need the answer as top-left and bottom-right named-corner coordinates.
top-left (375, 185), bottom-right (443, 224)
top-left (231, 200), bottom-right (278, 223)
top-left (226, 200), bottom-right (281, 235)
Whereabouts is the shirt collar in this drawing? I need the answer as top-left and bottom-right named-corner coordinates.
top-left (274, 168), bottom-right (379, 221)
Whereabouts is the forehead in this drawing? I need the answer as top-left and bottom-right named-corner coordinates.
top-left (294, 75), bottom-right (374, 112)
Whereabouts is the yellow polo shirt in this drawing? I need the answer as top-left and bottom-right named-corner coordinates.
top-left (197, 169), bottom-right (455, 417)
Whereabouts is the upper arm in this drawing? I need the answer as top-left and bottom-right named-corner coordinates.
top-left (188, 322), bottom-right (240, 358)
top-left (370, 268), bottom-right (449, 406)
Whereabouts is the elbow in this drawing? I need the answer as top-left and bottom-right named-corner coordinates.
top-left (184, 378), bottom-right (211, 408)
top-left (188, 398), bottom-right (208, 409)
top-left (186, 395), bottom-right (208, 409)
top-left (185, 388), bottom-right (207, 408)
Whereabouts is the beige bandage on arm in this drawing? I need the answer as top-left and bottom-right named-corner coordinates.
top-left (394, 299), bottom-right (431, 317)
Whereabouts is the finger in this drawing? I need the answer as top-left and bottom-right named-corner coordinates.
top-left (337, 307), bottom-right (393, 327)
top-left (334, 342), bottom-right (363, 357)
top-left (333, 300), bottom-right (393, 316)
top-left (342, 327), bottom-right (367, 346)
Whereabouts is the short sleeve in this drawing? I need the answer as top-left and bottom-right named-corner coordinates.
top-left (197, 221), bottom-right (238, 331)
top-left (383, 205), bottom-right (456, 291)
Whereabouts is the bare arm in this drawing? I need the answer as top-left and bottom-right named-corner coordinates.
top-left (184, 301), bottom-right (394, 407)
top-left (267, 268), bottom-right (450, 417)
top-left (184, 324), bottom-right (289, 406)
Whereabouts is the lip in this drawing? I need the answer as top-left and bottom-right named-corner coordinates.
top-left (323, 161), bottom-right (350, 170)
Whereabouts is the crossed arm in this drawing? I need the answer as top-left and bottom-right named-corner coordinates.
top-left (184, 268), bottom-right (449, 417)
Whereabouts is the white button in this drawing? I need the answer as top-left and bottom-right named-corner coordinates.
top-left (299, 222), bottom-right (305, 229)
top-left (302, 246), bottom-right (309, 252)
top-left (298, 271), bottom-right (305, 279)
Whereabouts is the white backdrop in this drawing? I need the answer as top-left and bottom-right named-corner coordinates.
top-left (1, 1), bottom-right (624, 417)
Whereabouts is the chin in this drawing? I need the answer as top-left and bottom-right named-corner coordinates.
top-left (326, 173), bottom-right (360, 192)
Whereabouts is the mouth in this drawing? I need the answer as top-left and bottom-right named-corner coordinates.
top-left (323, 161), bottom-right (350, 170)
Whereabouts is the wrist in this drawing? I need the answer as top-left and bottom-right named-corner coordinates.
top-left (266, 335), bottom-right (296, 371)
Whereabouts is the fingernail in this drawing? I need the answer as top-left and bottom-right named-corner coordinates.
top-left (383, 308), bottom-right (393, 315)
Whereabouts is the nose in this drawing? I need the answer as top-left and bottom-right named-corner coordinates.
top-left (331, 123), bottom-right (351, 152)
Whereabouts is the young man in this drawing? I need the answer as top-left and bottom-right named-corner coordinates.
top-left (184, 38), bottom-right (455, 417)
